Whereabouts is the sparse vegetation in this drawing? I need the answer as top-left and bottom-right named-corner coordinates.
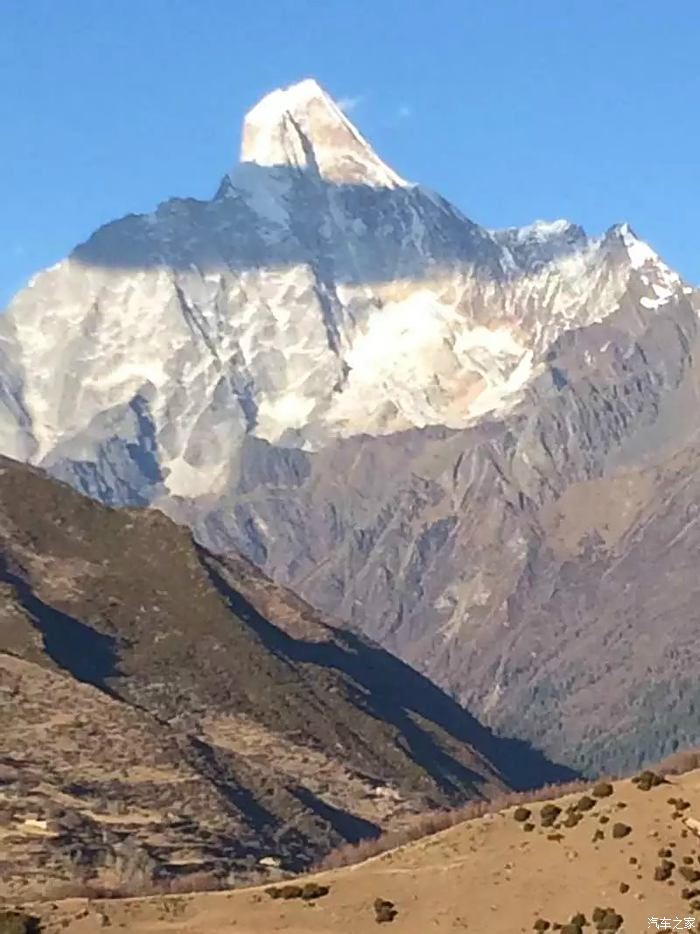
top-left (595, 908), bottom-right (623, 930)
top-left (301, 882), bottom-right (330, 900)
top-left (656, 748), bottom-right (700, 776)
top-left (0, 912), bottom-right (39, 934)
top-left (540, 803), bottom-right (563, 828)
top-left (632, 770), bottom-right (665, 791)
top-left (654, 861), bottom-right (674, 882)
top-left (373, 898), bottom-right (397, 924)
top-left (319, 780), bottom-right (590, 870)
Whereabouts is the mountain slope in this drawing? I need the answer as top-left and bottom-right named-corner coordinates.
top-left (0, 456), bottom-right (568, 899)
top-left (25, 764), bottom-right (700, 933)
top-left (1, 78), bottom-right (699, 776)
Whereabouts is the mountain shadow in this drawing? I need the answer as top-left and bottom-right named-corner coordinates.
top-left (197, 547), bottom-right (578, 792)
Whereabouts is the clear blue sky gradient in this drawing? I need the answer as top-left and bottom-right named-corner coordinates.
top-left (2, 0), bottom-right (698, 307)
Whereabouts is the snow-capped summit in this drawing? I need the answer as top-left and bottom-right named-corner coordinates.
top-left (491, 218), bottom-right (588, 271)
top-left (0, 75), bottom-right (694, 506)
top-left (236, 78), bottom-right (408, 188)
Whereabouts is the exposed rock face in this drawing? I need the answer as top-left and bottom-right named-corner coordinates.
top-left (0, 79), bottom-right (698, 776)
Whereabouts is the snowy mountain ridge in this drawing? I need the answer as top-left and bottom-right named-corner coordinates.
top-left (0, 79), bottom-right (691, 504)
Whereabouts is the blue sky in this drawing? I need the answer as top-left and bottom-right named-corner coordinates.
top-left (1, 0), bottom-right (698, 307)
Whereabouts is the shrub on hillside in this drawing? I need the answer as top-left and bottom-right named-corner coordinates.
top-left (656, 748), bottom-right (700, 776)
top-left (595, 909), bottom-right (623, 930)
top-left (540, 803), bottom-right (562, 827)
top-left (655, 862), bottom-right (674, 882)
top-left (632, 770), bottom-right (665, 791)
top-left (317, 779), bottom-right (591, 871)
top-left (0, 912), bottom-right (39, 934)
top-left (301, 882), bottom-right (330, 900)
top-left (374, 898), bottom-right (397, 924)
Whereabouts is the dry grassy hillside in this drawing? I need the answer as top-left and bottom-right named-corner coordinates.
top-left (9, 764), bottom-right (700, 933)
top-left (0, 456), bottom-right (571, 901)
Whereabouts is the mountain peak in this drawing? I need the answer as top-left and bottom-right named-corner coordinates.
top-left (236, 78), bottom-right (408, 188)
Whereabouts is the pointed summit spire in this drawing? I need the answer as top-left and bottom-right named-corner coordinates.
top-left (237, 78), bottom-right (408, 188)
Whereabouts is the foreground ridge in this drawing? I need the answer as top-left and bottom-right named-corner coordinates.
top-left (16, 760), bottom-right (700, 932)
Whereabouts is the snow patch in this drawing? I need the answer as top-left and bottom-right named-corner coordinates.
top-left (237, 78), bottom-right (408, 189)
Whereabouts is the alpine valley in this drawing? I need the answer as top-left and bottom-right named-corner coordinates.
top-left (2, 78), bottom-right (700, 781)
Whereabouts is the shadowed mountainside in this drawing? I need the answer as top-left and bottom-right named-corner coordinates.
top-left (0, 456), bottom-right (571, 899)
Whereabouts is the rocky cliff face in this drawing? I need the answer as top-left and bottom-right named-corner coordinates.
top-left (1, 78), bottom-right (698, 776)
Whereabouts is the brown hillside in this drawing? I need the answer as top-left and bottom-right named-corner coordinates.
top-left (17, 766), bottom-right (700, 933)
top-left (0, 457), bottom-right (569, 899)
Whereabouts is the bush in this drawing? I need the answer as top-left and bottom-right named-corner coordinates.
top-left (592, 782), bottom-right (614, 798)
top-left (576, 796), bottom-right (596, 812)
top-left (374, 899), bottom-right (397, 924)
top-left (540, 804), bottom-right (562, 820)
top-left (533, 921), bottom-right (550, 931)
top-left (656, 748), bottom-right (700, 776)
top-left (265, 884), bottom-right (304, 900)
top-left (611, 823), bottom-right (631, 838)
top-left (680, 867), bottom-right (700, 883)
top-left (540, 803), bottom-right (562, 827)
top-left (0, 913), bottom-right (39, 934)
top-left (513, 807), bottom-right (532, 822)
top-left (596, 909), bottom-right (623, 930)
top-left (282, 885), bottom-right (303, 900)
top-left (301, 882), bottom-right (330, 900)
top-left (655, 862), bottom-right (674, 882)
top-left (618, 882), bottom-right (629, 893)
top-left (632, 770), bottom-right (665, 791)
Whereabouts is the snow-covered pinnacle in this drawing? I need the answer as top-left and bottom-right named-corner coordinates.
top-left (606, 222), bottom-right (662, 269)
top-left (237, 78), bottom-right (408, 188)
